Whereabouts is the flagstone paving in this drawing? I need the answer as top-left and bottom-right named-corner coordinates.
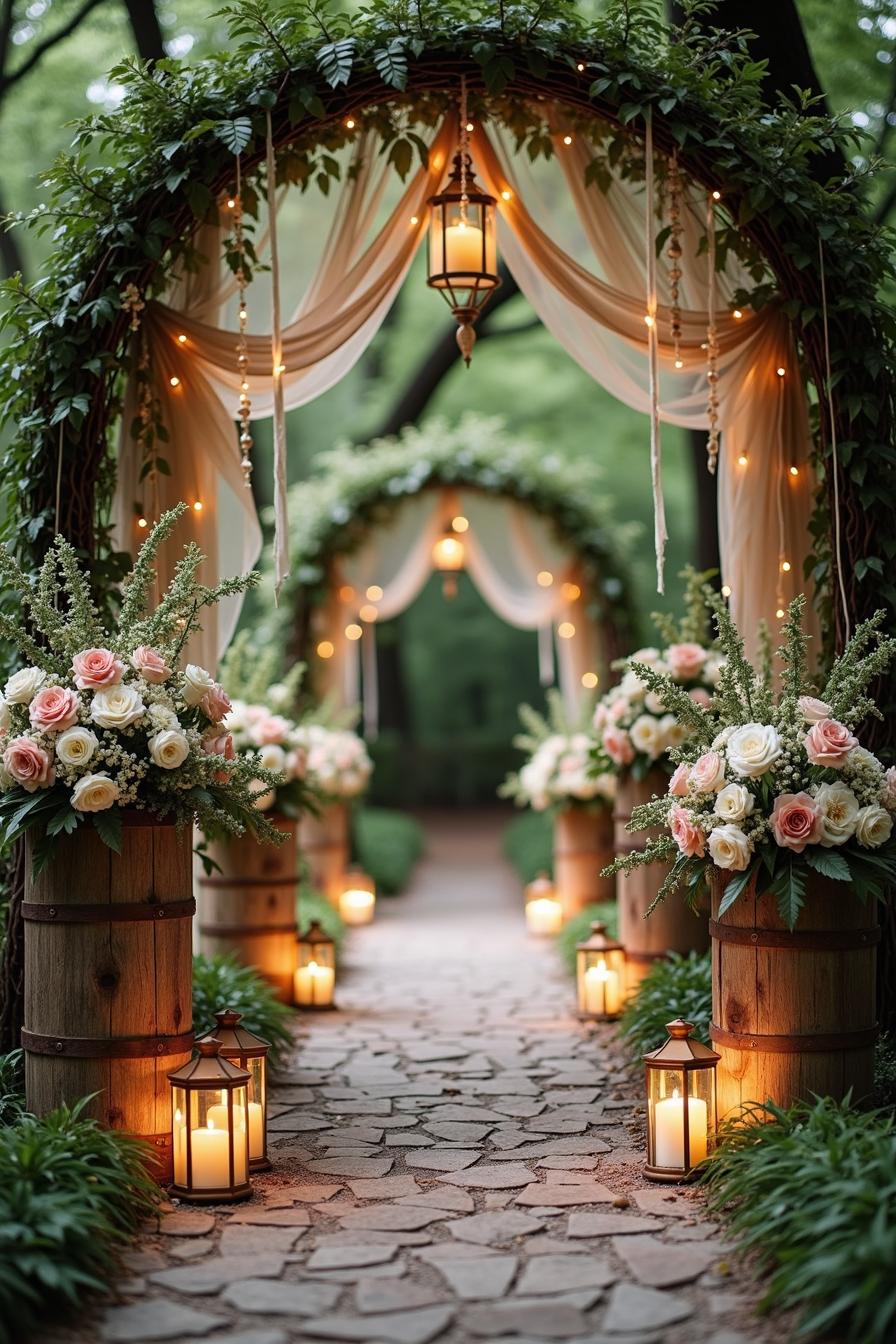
top-left (51, 811), bottom-right (783, 1344)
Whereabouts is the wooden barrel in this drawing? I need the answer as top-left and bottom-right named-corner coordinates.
top-left (710, 872), bottom-right (878, 1118)
top-left (615, 768), bottom-right (709, 989)
top-left (198, 815), bottom-right (298, 1003)
top-left (298, 802), bottom-right (349, 904)
top-left (553, 806), bottom-right (614, 917)
top-left (23, 814), bottom-right (193, 1182)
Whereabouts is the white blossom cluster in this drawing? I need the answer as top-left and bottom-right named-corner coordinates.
top-left (225, 698), bottom-right (309, 811)
top-left (289, 723), bottom-right (372, 801)
top-left (594, 642), bottom-right (722, 772)
top-left (509, 731), bottom-right (616, 812)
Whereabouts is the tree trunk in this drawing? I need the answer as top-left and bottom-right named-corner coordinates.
top-left (122, 0), bottom-right (165, 61)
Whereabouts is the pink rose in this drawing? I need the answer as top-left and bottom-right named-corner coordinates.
top-left (3, 735), bottom-right (54, 792)
top-left (201, 729), bottom-right (234, 783)
top-left (668, 762), bottom-right (690, 797)
top-left (670, 804), bottom-right (705, 857)
top-left (28, 686), bottom-right (79, 733)
top-left (72, 648), bottom-right (125, 690)
top-left (608, 698), bottom-right (629, 722)
top-left (884, 767), bottom-right (896, 811)
top-left (771, 791), bottom-right (822, 852)
top-left (603, 725), bottom-right (634, 767)
top-left (131, 646), bottom-right (171, 684)
top-left (798, 695), bottom-right (831, 724)
top-left (199, 684), bottom-right (232, 724)
top-left (250, 714), bottom-right (292, 746)
top-left (593, 703), bottom-right (608, 731)
top-left (689, 688), bottom-right (712, 709)
top-left (804, 718), bottom-right (858, 768)
top-left (690, 750), bottom-right (726, 793)
top-left (666, 642), bottom-right (707, 681)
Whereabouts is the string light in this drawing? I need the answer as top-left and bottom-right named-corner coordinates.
top-left (233, 160), bottom-right (253, 486)
top-left (226, 197), bottom-right (235, 209)
top-left (558, 622), bottom-right (576, 639)
top-left (666, 150), bottom-right (684, 370)
top-left (366, 585), bottom-right (383, 600)
top-left (316, 640), bottom-right (334, 659)
top-left (561, 582), bottom-right (581, 601)
top-left (177, 333), bottom-right (188, 344)
top-left (705, 190), bottom-right (720, 473)
top-left (345, 624), bottom-right (363, 641)
top-left (465, 121), bottom-right (474, 132)
top-left (737, 453), bottom-right (749, 467)
top-left (789, 465), bottom-right (799, 477)
top-left (359, 604), bottom-right (378, 623)
top-left (345, 117), bottom-right (356, 130)
top-left (776, 607), bottom-right (785, 619)
top-left (500, 189), bottom-right (512, 201)
top-left (562, 134), bottom-right (573, 146)
top-left (721, 584), bottom-right (731, 598)
top-left (674, 358), bottom-right (684, 369)
top-left (781, 560), bottom-right (791, 572)
top-left (274, 362), bottom-right (285, 375)
top-left (732, 308), bottom-right (743, 319)
top-left (339, 584), bottom-right (355, 602)
top-left (451, 515), bottom-right (469, 533)
top-left (410, 214), bottom-right (419, 225)
top-left (137, 516), bottom-right (148, 529)
top-left (711, 189), bottom-right (721, 200)
top-left (776, 366), bottom-right (786, 378)
top-left (576, 62), bottom-right (585, 72)
top-left (192, 500), bottom-right (203, 513)
top-left (581, 671), bottom-right (598, 688)
top-left (536, 570), bottom-right (553, 587)
top-left (169, 376), bottom-right (180, 387)
top-left (643, 313), bottom-right (655, 328)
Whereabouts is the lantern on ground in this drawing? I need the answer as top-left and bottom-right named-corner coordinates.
top-left (524, 872), bottom-right (563, 936)
top-left (168, 1039), bottom-right (251, 1203)
top-left (427, 101), bottom-right (500, 366)
top-left (432, 527), bottom-right (465, 599)
top-left (294, 919), bottom-right (337, 1009)
top-left (195, 1010), bottom-right (270, 1172)
top-left (576, 921), bottom-right (625, 1020)
top-left (339, 867), bottom-right (376, 925)
top-left (644, 1018), bottom-right (720, 1183)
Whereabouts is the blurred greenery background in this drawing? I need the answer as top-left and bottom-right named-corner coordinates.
top-left (0, 0), bottom-right (892, 805)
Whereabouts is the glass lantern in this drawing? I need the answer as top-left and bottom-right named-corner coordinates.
top-left (294, 919), bottom-right (337, 1010)
top-left (432, 528), bottom-right (465, 599)
top-left (168, 1039), bottom-right (251, 1203)
top-left (427, 150), bottom-right (500, 365)
top-left (339, 867), bottom-right (376, 926)
top-left (576, 921), bottom-right (625, 1020)
top-left (644, 1018), bottom-right (720, 1182)
top-left (524, 872), bottom-right (563, 936)
top-left (195, 1010), bottom-right (270, 1172)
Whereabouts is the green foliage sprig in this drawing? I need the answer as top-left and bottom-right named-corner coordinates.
top-left (618, 951), bottom-right (711, 1055)
top-left (192, 953), bottom-right (293, 1067)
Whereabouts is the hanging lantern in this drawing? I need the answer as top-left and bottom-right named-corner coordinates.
top-left (426, 82), bottom-right (500, 366)
top-left (195, 1010), bottom-right (270, 1172)
top-left (524, 871), bottom-right (563, 936)
top-left (168, 1040), bottom-right (251, 1203)
top-left (294, 919), bottom-right (337, 1009)
top-left (432, 527), bottom-right (465, 599)
top-left (339, 867), bottom-right (376, 926)
top-left (576, 921), bottom-right (625, 1020)
top-left (644, 1018), bottom-right (720, 1183)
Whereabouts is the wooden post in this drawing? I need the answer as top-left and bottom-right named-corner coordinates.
top-left (197, 815), bottom-right (298, 1003)
top-left (615, 768), bottom-right (709, 990)
top-left (710, 871), bottom-right (878, 1117)
top-left (553, 806), bottom-right (614, 918)
top-left (298, 802), bottom-right (349, 905)
top-left (23, 814), bottom-right (193, 1182)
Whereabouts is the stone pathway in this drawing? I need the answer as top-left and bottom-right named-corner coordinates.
top-left (57, 811), bottom-right (777, 1344)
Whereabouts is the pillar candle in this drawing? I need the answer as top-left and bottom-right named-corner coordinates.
top-left (340, 889), bottom-right (375, 925)
top-left (443, 221), bottom-right (484, 275)
top-left (583, 959), bottom-right (621, 1016)
top-left (653, 1089), bottom-right (707, 1169)
top-left (294, 959), bottom-right (336, 1006)
top-left (186, 1121), bottom-right (236, 1189)
top-left (526, 897), bottom-right (563, 936)
top-left (207, 1101), bottom-right (263, 1162)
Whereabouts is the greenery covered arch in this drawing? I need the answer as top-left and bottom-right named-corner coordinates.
top-left (0, 0), bottom-right (893, 665)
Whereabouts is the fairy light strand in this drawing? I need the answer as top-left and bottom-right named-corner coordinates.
top-left (666, 151), bottom-right (684, 369)
top-left (705, 191), bottom-right (720, 473)
top-left (233, 155), bottom-right (253, 486)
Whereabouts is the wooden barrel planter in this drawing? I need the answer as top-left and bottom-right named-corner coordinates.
top-left (710, 872), bottom-right (879, 1118)
top-left (298, 802), bottom-right (349, 904)
top-left (615, 768), bottom-right (709, 990)
top-left (197, 815), bottom-right (298, 1003)
top-left (553, 806), bottom-right (614, 918)
top-left (23, 814), bottom-right (193, 1182)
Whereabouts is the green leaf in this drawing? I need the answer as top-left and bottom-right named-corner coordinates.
top-left (717, 865), bottom-right (755, 916)
top-left (316, 37), bottom-right (355, 88)
top-left (92, 809), bottom-right (122, 854)
top-left (374, 39), bottom-right (408, 91)
top-left (46, 806), bottom-right (79, 839)
top-left (772, 858), bottom-right (806, 929)
top-left (214, 117), bottom-right (253, 155)
top-left (805, 848), bottom-right (852, 882)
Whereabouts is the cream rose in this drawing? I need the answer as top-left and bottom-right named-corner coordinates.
top-left (660, 715), bottom-right (687, 751)
top-left (883, 767), bottom-right (896, 812)
top-left (690, 751), bottom-right (727, 793)
top-left (182, 663), bottom-right (215, 707)
top-left (726, 723), bottom-right (782, 778)
top-left (257, 743), bottom-right (287, 774)
top-left (854, 803), bottom-right (893, 850)
top-left (714, 782), bottom-right (755, 823)
top-left (630, 714), bottom-right (663, 759)
top-left (148, 729), bottom-right (190, 770)
top-left (90, 684), bottom-right (145, 730)
top-left (0, 692), bottom-right (8, 733)
top-left (798, 695), bottom-right (832, 723)
top-left (813, 781), bottom-right (859, 847)
top-left (5, 666), bottom-right (47, 705)
top-left (708, 823), bottom-right (752, 872)
top-left (644, 691), bottom-right (666, 715)
top-left (55, 726), bottom-right (99, 768)
top-left (71, 771), bottom-right (119, 812)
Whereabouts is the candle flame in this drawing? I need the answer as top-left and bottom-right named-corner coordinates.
top-left (208, 1118), bottom-right (215, 1130)
top-left (174, 1108), bottom-right (182, 1123)
top-left (309, 960), bottom-right (319, 974)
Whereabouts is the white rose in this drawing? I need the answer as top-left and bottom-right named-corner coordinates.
top-left (595, 772), bottom-right (617, 801)
top-left (660, 714), bottom-right (687, 751)
top-left (618, 670), bottom-right (646, 700)
top-left (714, 783), bottom-right (755, 823)
top-left (55, 726), bottom-right (98, 768)
top-left (71, 771), bottom-right (119, 812)
top-left (0, 692), bottom-right (8, 733)
top-left (854, 803), bottom-right (893, 850)
top-left (257, 743), bottom-right (287, 774)
top-left (90, 684), bottom-right (145, 730)
top-left (147, 703), bottom-right (180, 732)
top-left (726, 723), bottom-right (782, 778)
top-left (704, 654), bottom-right (724, 687)
top-left (645, 691), bottom-right (666, 715)
top-left (813, 781), bottom-right (859, 847)
top-left (708, 823), bottom-right (752, 872)
top-left (182, 664), bottom-right (215, 706)
top-left (5, 666), bottom-right (47, 705)
top-left (632, 647), bottom-right (661, 664)
top-left (267, 682), bottom-right (292, 710)
top-left (630, 714), bottom-right (663, 759)
top-left (845, 746), bottom-right (883, 775)
top-left (148, 729), bottom-right (190, 770)
top-left (711, 726), bottom-right (734, 751)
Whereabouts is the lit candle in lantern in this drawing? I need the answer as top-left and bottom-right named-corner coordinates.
top-left (206, 1097), bottom-right (264, 1163)
top-left (188, 1119), bottom-right (241, 1190)
top-left (653, 1088), bottom-right (708, 1169)
top-left (526, 896), bottom-right (563, 936)
top-left (443, 220), bottom-right (484, 276)
top-left (173, 1106), bottom-right (186, 1183)
top-left (583, 958), bottom-right (621, 1016)
top-left (340, 888), bottom-right (375, 925)
top-left (294, 958), bottom-right (336, 1007)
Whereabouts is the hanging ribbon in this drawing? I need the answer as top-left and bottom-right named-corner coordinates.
top-left (818, 237), bottom-right (850, 642)
top-left (644, 108), bottom-right (666, 594)
top-left (538, 622), bottom-right (555, 687)
top-left (266, 110), bottom-right (289, 600)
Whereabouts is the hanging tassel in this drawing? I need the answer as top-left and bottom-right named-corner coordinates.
top-left (266, 110), bottom-right (290, 600)
top-left (644, 108), bottom-right (666, 593)
top-left (538, 622), bottom-right (555, 687)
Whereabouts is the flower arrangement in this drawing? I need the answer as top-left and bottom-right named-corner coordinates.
top-left (609, 592), bottom-right (896, 928)
top-left (501, 690), bottom-right (616, 812)
top-left (0, 506), bottom-right (281, 869)
top-left (594, 568), bottom-right (722, 779)
top-left (290, 722), bottom-right (373, 802)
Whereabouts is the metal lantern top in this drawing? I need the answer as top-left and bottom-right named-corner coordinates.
top-left (342, 866), bottom-right (375, 895)
top-left (302, 919), bottom-right (335, 952)
top-left (643, 1019), bottom-right (720, 1070)
top-left (576, 920), bottom-right (624, 957)
top-left (525, 871), bottom-right (557, 901)
top-left (168, 1037), bottom-right (251, 1090)
top-left (196, 1009), bottom-right (270, 1061)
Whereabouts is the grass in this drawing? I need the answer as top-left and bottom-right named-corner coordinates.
top-left (873, 1033), bottom-right (896, 1109)
top-left (703, 1096), bottom-right (896, 1342)
top-left (503, 810), bottom-right (553, 884)
top-left (556, 901), bottom-right (619, 976)
top-left (353, 806), bottom-right (424, 895)
top-left (618, 950), bottom-right (712, 1054)
top-left (192, 953), bottom-right (293, 1066)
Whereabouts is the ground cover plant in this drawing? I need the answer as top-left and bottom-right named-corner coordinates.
top-left (617, 950), bottom-right (712, 1054)
top-left (503, 809), bottom-right (553, 884)
top-left (353, 806), bottom-right (424, 895)
top-left (192, 952), bottom-right (292, 1066)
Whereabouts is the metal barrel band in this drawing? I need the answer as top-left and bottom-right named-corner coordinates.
top-left (22, 898), bottom-right (195, 924)
top-left (710, 1023), bottom-right (879, 1054)
top-left (198, 874), bottom-right (297, 889)
top-left (21, 1029), bottom-right (195, 1059)
top-left (198, 921), bottom-right (298, 936)
top-left (708, 920), bottom-right (880, 951)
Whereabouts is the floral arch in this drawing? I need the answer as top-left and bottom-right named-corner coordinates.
top-left (1, 1), bottom-right (893, 706)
